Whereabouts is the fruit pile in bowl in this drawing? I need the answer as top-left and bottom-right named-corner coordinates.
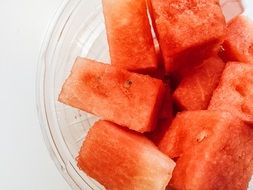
top-left (39, 0), bottom-right (253, 189)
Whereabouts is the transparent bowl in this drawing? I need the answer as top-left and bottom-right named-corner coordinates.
top-left (36, 0), bottom-right (253, 190)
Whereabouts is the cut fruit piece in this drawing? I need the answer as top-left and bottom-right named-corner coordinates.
top-left (59, 57), bottom-right (165, 132)
top-left (223, 15), bottom-right (253, 63)
top-left (173, 56), bottom-right (225, 111)
top-left (77, 120), bottom-right (176, 190)
top-left (208, 62), bottom-right (253, 123)
top-left (148, 0), bottom-right (226, 72)
top-left (159, 111), bottom-right (235, 158)
top-left (102, 0), bottom-right (158, 72)
top-left (166, 111), bottom-right (253, 190)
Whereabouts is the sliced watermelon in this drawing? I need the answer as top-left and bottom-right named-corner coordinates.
top-left (223, 15), bottom-right (253, 63)
top-left (59, 57), bottom-right (165, 132)
top-left (77, 120), bottom-right (176, 190)
top-left (208, 62), bottom-right (253, 123)
top-left (159, 111), bottom-right (234, 158)
top-left (102, 0), bottom-right (158, 72)
top-left (148, 0), bottom-right (226, 72)
top-left (173, 56), bottom-right (225, 111)
top-left (146, 81), bottom-right (173, 145)
top-left (166, 111), bottom-right (253, 190)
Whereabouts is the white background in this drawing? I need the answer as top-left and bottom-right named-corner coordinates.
top-left (0, 0), bottom-right (71, 190)
top-left (0, 1), bottom-right (253, 190)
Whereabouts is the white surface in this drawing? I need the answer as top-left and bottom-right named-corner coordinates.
top-left (0, 0), bottom-right (71, 190)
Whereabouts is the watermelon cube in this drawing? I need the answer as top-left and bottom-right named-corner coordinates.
top-left (148, 0), bottom-right (226, 72)
top-left (223, 15), bottom-right (253, 63)
top-left (102, 0), bottom-right (158, 72)
top-left (208, 62), bottom-right (253, 123)
top-left (166, 111), bottom-right (253, 190)
top-left (159, 111), bottom-right (234, 158)
top-left (173, 56), bottom-right (225, 111)
top-left (77, 120), bottom-right (176, 190)
top-left (59, 57), bottom-right (165, 132)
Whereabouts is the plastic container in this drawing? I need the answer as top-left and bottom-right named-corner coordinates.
top-left (36, 0), bottom-right (253, 189)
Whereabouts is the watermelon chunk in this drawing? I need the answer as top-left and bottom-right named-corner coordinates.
top-left (173, 56), bottom-right (225, 111)
top-left (77, 120), bottom-right (176, 190)
top-left (59, 57), bottom-right (165, 132)
top-left (166, 111), bottom-right (253, 190)
top-left (170, 43), bottom-right (221, 79)
top-left (148, 0), bottom-right (226, 72)
top-left (208, 62), bottom-right (253, 123)
top-left (223, 15), bottom-right (253, 63)
top-left (159, 111), bottom-right (234, 158)
top-left (102, 0), bottom-right (158, 72)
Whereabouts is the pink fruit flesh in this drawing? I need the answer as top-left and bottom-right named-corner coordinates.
top-left (102, 0), bottom-right (158, 72)
top-left (78, 120), bottom-right (176, 190)
top-left (59, 57), bottom-right (165, 132)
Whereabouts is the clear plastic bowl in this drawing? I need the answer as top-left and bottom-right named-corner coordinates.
top-left (36, 0), bottom-right (253, 189)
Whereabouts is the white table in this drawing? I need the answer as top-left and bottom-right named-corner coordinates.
top-left (0, 0), bottom-right (71, 189)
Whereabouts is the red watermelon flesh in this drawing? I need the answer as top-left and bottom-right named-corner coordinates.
top-left (160, 85), bottom-right (173, 119)
top-left (208, 62), bottom-right (253, 123)
top-left (148, 64), bottom-right (165, 81)
top-left (59, 57), bottom-right (165, 132)
top-left (77, 120), bottom-right (176, 190)
top-left (159, 111), bottom-right (234, 159)
top-left (147, 39), bottom-right (166, 80)
top-left (173, 56), bottom-right (225, 111)
top-left (102, 0), bottom-right (158, 72)
top-left (169, 42), bottom-right (222, 84)
top-left (148, 0), bottom-right (226, 72)
top-left (167, 111), bottom-right (253, 190)
top-left (223, 15), bottom-right (253, 64)
top-left (147, 118), bottom-right (172, 146)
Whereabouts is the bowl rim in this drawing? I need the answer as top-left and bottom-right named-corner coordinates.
top-left (36, 0), bottom-right (84, 189)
